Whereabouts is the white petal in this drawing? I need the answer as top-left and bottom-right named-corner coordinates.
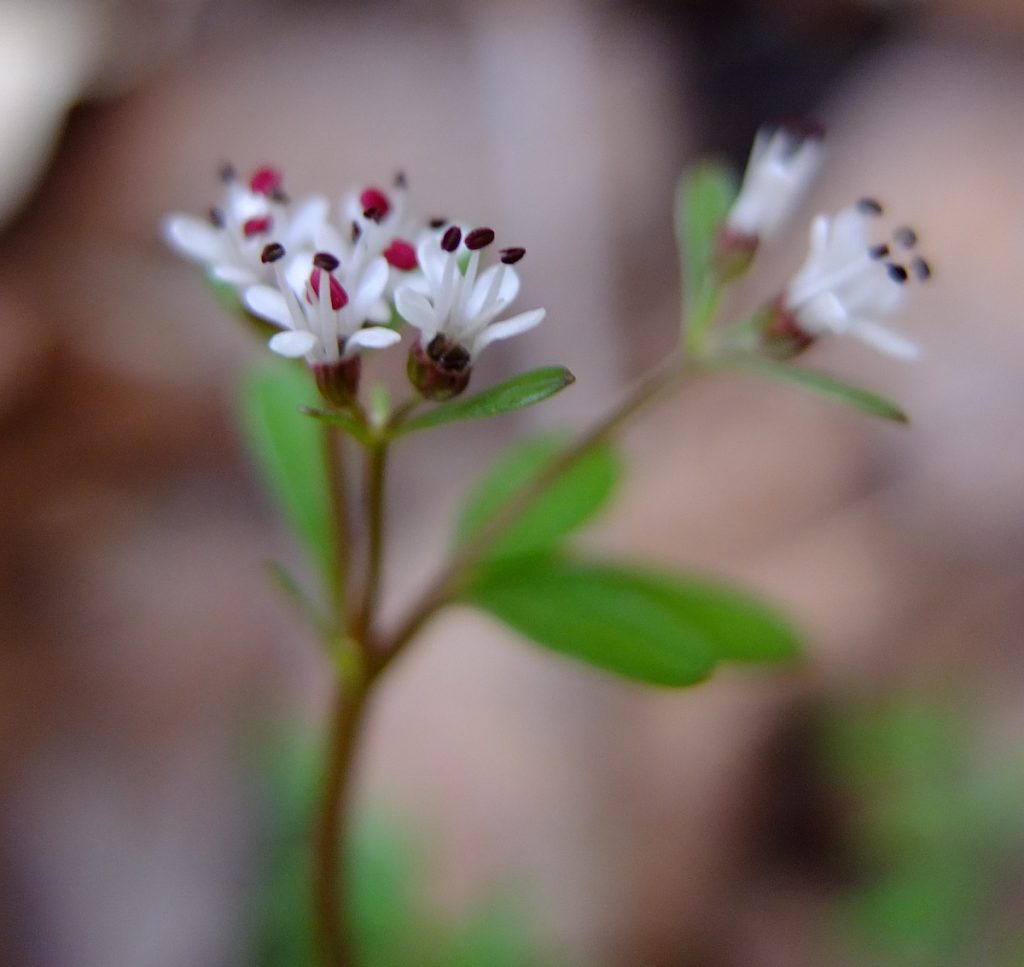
top-left (366, 299), bottom-right (392, 324)
top-left (356, 257), bottom-right (389, 306)
top-left (416, 237), bottom-right (447, 288)
top-left (346, 327), bottom-right (402, 351)
top-left (314, 222), bottom-right (347, 256)
top-left (164, 214), bottom-right (228, 264)
top-left (846, 319), bottom-right (920, 359)
top-left (395, 286), bottom-right (440, 334)
top-left (269, 330), bottom-right (318, 357)
top-left (467, 264), bottom-right (520, 319)
top-left (470, 308), bottom-right (546, 357)
top-left (285, 195), bottom-right (330, 246)
top-left (284, 250), bottom-right (315, 295)
top-left (211, 264), bottom-right (259, 286)
top-left (245, 286), bottom-right (294, 328)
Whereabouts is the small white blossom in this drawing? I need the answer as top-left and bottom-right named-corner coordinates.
top-left (244, 245), bottom-right (400, 363)
top-left (726, 124), bottom-right (824, 242)
top-left (783, 199), bottom-right (931, 359)
top-left (394, 226), bottom-right (545, 364)
top-left (163, 165), bottom-right (328, 289)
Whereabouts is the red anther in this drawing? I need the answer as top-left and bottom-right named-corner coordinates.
top-left (243, 216), bottom-right (273, 237)
top-left (309, 269), bottom-right (349, 311)
top-left (384, 239), bottom-right (417, 271)
top-left (249, 167), bottom-right (283, 195)
top-left (359, 187), bottom-right (391, 219)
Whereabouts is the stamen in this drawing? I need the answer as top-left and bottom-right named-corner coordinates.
top-left (360, 188), bottom-right (391, 219)
top-left (208, 207), bottom-right (225, 228)
top-left (441, 226), bottom-right (462, 252)
top-left (270, 188), bottom-right (290, 205)
top-left (393, 171), bottom-right (407, 189)
top-left (886, 263), bottom-right (909, 284)
top-left (857, 198), bottom-right (884, 216)
top-left (313, 252), bottom-right (340, 271)
top-left (893, 226), bottom-right (918, 249)
top-left (250, 167), bottom-right (283, 196)
top-left (351, 221), bottom-right (362, 243)
top-left (428, 217), bottom-right (448, 229)
top-left (384, 240), bottom-right (418, 271)
top-left (776, 117), bottom-right (826, 144)
top-left (219, 162), bottom-right (237, 183)
top-left (869, 243), bottom-right (890, 260)
top-left (309, 269), bottom-right (348, 310)
top-left (243, 216), bottom-right (272, 238)
top-left (465, 227), bottom-right (496, 250)
top-left (500, 247), bottom-right (526, 265)
top-left (261, 242), bottom-right (286, 263)
top-left (911, 257), bottom-right (932, 281)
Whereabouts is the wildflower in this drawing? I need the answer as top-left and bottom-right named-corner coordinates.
top-left (395, 226), bottom-right (546, 400)
top-left (163, 164), bottom-right (328, 289)
top-left (244, 244), bottom-right (401, 405)
top-left (716, 123), bottom-right (824, 279)
top-left (759, 198), bottom-right (931, 360)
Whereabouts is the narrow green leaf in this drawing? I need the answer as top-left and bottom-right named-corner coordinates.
top-left (464, 558), bottom-right (718, 686)
top-left (239, 360), bottom-right (336, 581)
top-left (675, 162), bottom-right (738, 326)
top-left (397, 367), bottom-right (576, 435)
top-left (725, 356), bottom-right (910, 423)
top-left (303, 406), bottom-right (373, 445)
top-left (455, 434), bottom-right (622, 562)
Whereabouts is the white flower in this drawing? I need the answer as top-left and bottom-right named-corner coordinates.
top-left (394, 226), bottom-right (546, 364)
top-left (243, 245), bottom-right (400, 363)
top-left (783, 199), bottom-right (931, 359)
top-left (163, 165), bottom-right (328, 289)
top-left (726, 124), bottom-right (824, 242)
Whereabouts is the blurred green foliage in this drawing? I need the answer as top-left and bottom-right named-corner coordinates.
top-left (250, 731), bottom-right (572, 967)
top-left (825, 696), bottom-right (1024, 967)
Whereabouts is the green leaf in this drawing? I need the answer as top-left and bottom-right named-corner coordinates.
top-left (239, 360), bottom-right (336, 581)
top-left (464, 559), bottom-right (719, 686)
top-left (303, 405), bottom-right (373, 445)
top-left (455, 435), bottom-right (622, 562)
top-left (636, 572), bottom-right (800, 664)
top-left (397, 367), bottom-right (576, 435)
top-left (675, 161), bottom-right (738, 331)
top-left (726, 356), bottom-right (910, 424)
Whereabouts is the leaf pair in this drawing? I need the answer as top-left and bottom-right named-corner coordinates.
top-left (455, 434), bottom-right (799, 686)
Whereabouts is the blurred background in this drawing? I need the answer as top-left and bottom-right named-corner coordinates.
top-left (2, 0), bottom-right (1024, 964)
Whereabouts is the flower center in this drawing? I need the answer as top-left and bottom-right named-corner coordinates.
top-left (242, 216), bottom-right (273, 238)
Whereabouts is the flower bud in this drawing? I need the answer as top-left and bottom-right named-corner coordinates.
top-left (712, 227), bottom-right (760, 284)
top-left (753, 298), bottom-right (816, 360)
top-left (313, 355), bottom-right (362, 408)
top-left (407, 336), bottom-right (472, 401)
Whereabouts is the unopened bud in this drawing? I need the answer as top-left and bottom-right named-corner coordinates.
top-left (407, 336), bottom-right (472, 401)
top-left (312, 355), bottom-right (362, 408)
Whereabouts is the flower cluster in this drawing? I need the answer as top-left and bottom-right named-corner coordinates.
top-left (164, 167), bottom-right (545, 404)
top-left (717, 124), bottom-right (931, 360)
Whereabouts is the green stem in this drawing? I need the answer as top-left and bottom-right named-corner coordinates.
top-left (375, 357), bottom-right (685, 671)
top-left (323, 424), bottom-right (350, 633)
top-left (313, 670), bottom-right (370, 967)
top-left (354, 441), bottom-right (387, 647)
